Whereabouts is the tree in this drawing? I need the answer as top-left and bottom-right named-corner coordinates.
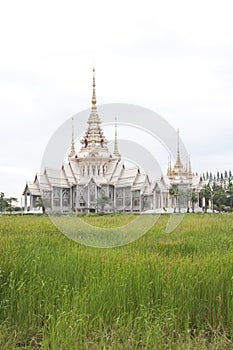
top-left (226, 181), bottom-right (233, 212)
top-left (177, 188), bottom-right (186, 212)
top-left (0, 194), bottom-right (18, 214)
top-left (0, 192), bottom-right (7, 213)
top-left (213, 185), bottom-right (227, 212)
top-left (35, 196), bottom-right (46, 214)
top-left (169, 184), bottom-right (179, 213)
top-left (200, 184), bottom-right (211, 212)
top-left (182, 188), bottom-right (197, 213)
top-left (96, 195), bottom-right (111, 213)
top-left (5, 197), bottom-right (18, 213)
top-left (191, 190), bottom-right (198, 213)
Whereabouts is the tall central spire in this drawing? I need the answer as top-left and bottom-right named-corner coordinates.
top-left (92, 67), bottom-right (97, 112)
top-left (174, 129), bottom-right (183, 169)
top-left (79, 67), bottom-right (109, 154)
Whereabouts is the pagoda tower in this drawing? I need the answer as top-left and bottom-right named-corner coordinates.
top-left (69, 68), bottom-right (115, 177)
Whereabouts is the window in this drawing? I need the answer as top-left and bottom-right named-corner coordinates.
top-left (53, 187), bottom-right (60, 207)
top-left (132, 191), bottom-right (140, 207)
top-left (62, 189), bottom-right (70, 207)
top-left (79, 196), bottom-right (85, 207)
top-left (125, 188), bottom-right (131, 207)
top-left (116, 189), bottom-right (123, 207)
top-left (42, 190), bottom-right (52, 208)
top-left (89, 183), bottom-right (95, 202)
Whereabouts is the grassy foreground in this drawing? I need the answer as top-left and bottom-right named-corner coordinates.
top-left (0, 214), bottom-right (233, 349)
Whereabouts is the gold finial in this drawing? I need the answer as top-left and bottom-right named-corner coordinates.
top-left (188, 154), bottom-right (192, 175)
top-left (69, 117), bottom-right (76, 158)
top-left (167, 157), bottom-right (170, 176)
top-left (113, 117), bottom-right (121, 160)
top-left (174, 128), bottom-right (183, 169)
top-left (177, 128), bottom-right (180, 156)
top-left (167, 155), bottom-right (172, 176)
top-left (91, 67), bottom-right (97, 112)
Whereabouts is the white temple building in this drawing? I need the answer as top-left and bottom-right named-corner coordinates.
top-left (23, 69), bottom-right (203, 213)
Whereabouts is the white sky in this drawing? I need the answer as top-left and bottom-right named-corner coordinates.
top-left (0, 0), bottom-right (233, 201)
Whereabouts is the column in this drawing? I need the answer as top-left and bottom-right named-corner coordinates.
top-left (60, 188), bottom-right (62, 212)
top-left (24, 193), bottom-right (27, 212)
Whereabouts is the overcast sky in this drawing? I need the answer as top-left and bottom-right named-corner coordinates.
top-left (0, 0), bottom-right (233, 200)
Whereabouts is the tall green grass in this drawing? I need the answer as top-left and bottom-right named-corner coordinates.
top-left (0, 214), bottom-right (233, 349)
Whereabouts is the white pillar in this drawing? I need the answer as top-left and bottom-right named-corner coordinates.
top-left (60, 188), bottom-right (62, 212)
top-left (30, 195), bottom-right (33, 211)
top-left (202, 197), bottom-right (205, 208)
top-left (24, 193), bottom-right (27, 212)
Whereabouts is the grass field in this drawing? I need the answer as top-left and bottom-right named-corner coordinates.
top-left (0, 213), bottom-right (233, 349)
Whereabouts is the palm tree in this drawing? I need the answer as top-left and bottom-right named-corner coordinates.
top-left (200, 184), bottom-right (211, 212)
top-left (169, 184), bottom-right (179, 213)
top-left (191, 190), bottom-right (198, 213)
top-left (177, 188), bottom-right (186, 212)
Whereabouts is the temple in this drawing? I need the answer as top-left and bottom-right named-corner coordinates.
top-left (23, 69), bottom-right (203, 213)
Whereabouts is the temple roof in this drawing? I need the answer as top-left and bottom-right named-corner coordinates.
top-left (78, 68), bottom-right (110, 160)
top-left (23, 182), bottom-right (40, 196)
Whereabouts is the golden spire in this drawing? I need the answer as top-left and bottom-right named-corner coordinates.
top-left (177, 128), bottom-right (180, 158)
top-left (167, 155), bottom-right (172, 176)
top-left (69, 117), bottom-right (76, 158)
top-left (188, 154), bottom-right (192, 175)
top-left (113, 117), bottom-right (121, 160)
top-left (91, 67), bottom-right (97, 112)
top-left (174, 128), bottom-right (183, 169)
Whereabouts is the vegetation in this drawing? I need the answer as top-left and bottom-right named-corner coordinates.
top-left (169, 186), bottom-right (198, 213)
top-left (202, 170), bottom-right (232, 183)
top-left (0, 192), bottom-right (18, 213)
top-left (169, 177), bottom-right (233, 213)
top-left (169, 184), bottom-right (179, 212)
top-left (1, 214), bottom-right (233, 349)
top-left (199, 182), bottom-right (231, 212)
top-left (199, 170), bottom-right (233, 212)
top-left (96, 195), bottom-right (111, 212)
